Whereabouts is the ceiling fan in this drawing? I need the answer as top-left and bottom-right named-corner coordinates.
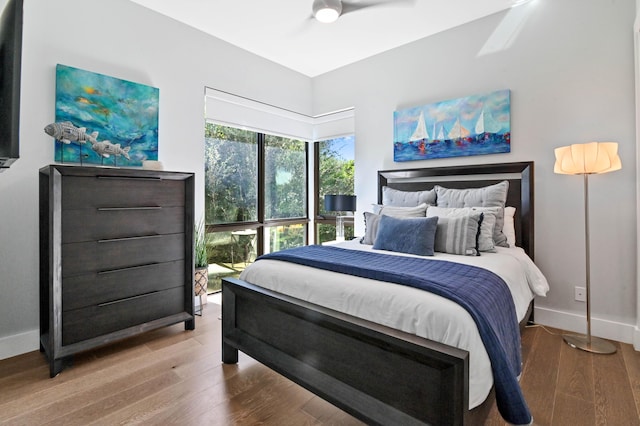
top-left (312, 0), bottom-right (407, 24)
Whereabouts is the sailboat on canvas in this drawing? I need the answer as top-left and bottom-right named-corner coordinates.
top-left (409, 111), bottom-right (430, 153)
top-left (410, 111), bottom-right (429, 140)
top-left (448, 118), bottom-right (470, 145)
top-left (475, 110), bottom-right (491, 143)
top-left (393, 89), bottom-right (511, 161)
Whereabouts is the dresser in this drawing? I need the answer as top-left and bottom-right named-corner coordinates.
top-left (39, 165), bottom-right (195, 377)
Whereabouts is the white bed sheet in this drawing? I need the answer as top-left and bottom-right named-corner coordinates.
top-left (239, 239), bottom-right (549, 409)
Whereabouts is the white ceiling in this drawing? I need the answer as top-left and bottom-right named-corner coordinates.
top-left (129, 0), bottom-right (525, 77)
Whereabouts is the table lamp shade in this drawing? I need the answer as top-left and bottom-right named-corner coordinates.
top-left (554, 142), bottom-right (621, 175)
top-left (324, 194), bottom-right (357, 212)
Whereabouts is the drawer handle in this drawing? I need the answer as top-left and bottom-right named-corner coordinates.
top-left (97, 207), bottom-right (162, 211)
top-left (98, 291), bottom-right (160, 307)
top-left (97, 176), bottom-right (162, 181)
top-left (98, 235), bottom-right (162, 243)
top-left (98, 262), bottom-right (159, 275)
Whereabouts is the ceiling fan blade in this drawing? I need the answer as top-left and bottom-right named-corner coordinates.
top-left (341, 0), bottom-right (416, 16)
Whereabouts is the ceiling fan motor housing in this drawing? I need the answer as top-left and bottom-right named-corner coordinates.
top-left (313, 0), bottom-right (342, 22)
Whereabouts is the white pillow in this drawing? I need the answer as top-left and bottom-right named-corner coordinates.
top-left (427, 206), bottom-right (499, 252)
top-left (504, 206), bottom-right (516, 248)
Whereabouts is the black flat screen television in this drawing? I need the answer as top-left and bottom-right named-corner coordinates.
top-left (0, 0), bottom-right (23, 171)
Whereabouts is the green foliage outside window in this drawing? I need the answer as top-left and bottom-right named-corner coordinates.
top-left (268, 224), bottom-right (306, 252)
top-left (204, 123), bottom-right (258, 224)
top-left (205, 123), bottom-right (307, 226)
top-left (264, 134), bottom-right (307, 220)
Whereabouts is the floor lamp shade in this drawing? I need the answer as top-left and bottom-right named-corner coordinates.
top-left (324, 195), bottom-right (357, 241)
top-left (554, 141), bottom-right (621, 354)
top-left (554, 142), bottom-right (621, 175)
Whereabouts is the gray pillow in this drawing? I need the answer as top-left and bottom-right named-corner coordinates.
top-left (434, 181), bottom-right (509, 247)
top-left (360, 211), bottom-right (382, 245)
top-left (373, 215), bottom-right (438, 256)
top-left (362, 203), bottom-right (428, 245)
top-left (382, 186), bottom-right (437, 207)
top-left (434, 213), bottom-right (482, 256)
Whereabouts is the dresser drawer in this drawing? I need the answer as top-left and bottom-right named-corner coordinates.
top-left (62, 260), bottom-right (187, 311)
top-left (62, 175), bottom-right (185, 209)
top-left (62, 286), bottom-right (186, 345)
top-left (62, 233), bottom-right (185, 277)
top-left (62, 206), bottom-right (185, 243)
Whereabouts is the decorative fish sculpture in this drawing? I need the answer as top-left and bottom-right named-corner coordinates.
top-left (44, 121), bottom-right (98, 145)
top-left (91, 140), bottom-right (131, 160)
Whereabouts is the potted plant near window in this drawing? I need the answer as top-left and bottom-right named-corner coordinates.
top-left (194, 221), bottom-right (209, 311)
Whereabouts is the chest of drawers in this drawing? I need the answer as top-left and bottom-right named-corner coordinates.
top-left (39, 165), bottom-right (195, 377)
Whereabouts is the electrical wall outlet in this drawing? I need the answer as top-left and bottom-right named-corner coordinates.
top-left (574, 286), bottom-right (586, 302)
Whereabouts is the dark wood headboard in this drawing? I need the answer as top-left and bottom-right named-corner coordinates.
top-left (378, 162), bottom-right (534, 259)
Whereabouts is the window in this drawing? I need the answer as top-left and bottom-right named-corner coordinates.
top-left (205, 126), bottom-right (258, 224)
top-left (264, 134), bottom-right (307, 220)
top-left (204, 123), bottom-right (308, 292)
top-left (315, 136), bottom-right (356, 244)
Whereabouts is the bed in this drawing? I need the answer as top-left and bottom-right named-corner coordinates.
top-left (222, 161), bottom-right (547, 425)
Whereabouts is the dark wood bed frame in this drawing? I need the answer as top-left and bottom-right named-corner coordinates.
top-left (222, 161), bottom-right (534, 426)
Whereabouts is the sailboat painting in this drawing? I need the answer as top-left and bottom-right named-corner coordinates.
top-left (393, 89), bottom-right (510, 162)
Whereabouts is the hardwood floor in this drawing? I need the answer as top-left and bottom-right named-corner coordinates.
top-left (1, 298), bottom-right (639, 425)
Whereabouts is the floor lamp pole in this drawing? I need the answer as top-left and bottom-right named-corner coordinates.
top-left (562, 173), bottom-right (616, 354)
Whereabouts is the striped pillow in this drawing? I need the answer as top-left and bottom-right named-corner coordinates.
top-left (428, 206), bottom-right (498, 252)
top-left (434, 213), bottom-right (483, 256)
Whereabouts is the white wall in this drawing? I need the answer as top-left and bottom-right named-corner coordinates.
top-left (0, 0), bottom-right (313, 359)
top-left (312, 0), bottom-right (637, 343)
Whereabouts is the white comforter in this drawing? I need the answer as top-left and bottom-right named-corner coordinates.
top-left (239, 239), bottom-right (549, 409)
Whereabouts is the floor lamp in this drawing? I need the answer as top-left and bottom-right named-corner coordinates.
top-left (554, 141), bottom-right (621, 354)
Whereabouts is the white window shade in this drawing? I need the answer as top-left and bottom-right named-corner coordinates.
top-left (205, 87), bottom-right (353, 141)
top-left (313, 109), bottom-right (355, 141)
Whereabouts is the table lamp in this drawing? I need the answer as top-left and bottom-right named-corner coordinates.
top-left (324, 194), bottom-right (357, 242)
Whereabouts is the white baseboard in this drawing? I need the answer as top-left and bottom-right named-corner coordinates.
top-left (534, 306), bottom-right (636, 346)
top-left (0, 329), bottom-right (40, 361)
top-left (633, 327), bottom-right (640, 351)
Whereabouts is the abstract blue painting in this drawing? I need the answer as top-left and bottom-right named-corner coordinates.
top-left (393, 89), bottom-right (510, 162)
top-left (54, 64), bottom-right (159, 166)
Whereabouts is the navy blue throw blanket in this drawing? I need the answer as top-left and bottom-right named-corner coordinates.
top-left (259, 245), bottom-right (532, 425)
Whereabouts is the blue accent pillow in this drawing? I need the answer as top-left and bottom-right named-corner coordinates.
top-left (372, 215), bottom-right (438, 256)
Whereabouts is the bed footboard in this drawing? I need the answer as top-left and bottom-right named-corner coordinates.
top-left (222, 277), bottom-right (478, 426)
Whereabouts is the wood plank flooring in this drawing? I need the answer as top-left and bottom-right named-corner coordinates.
top-left (1, 298), bottom-right (639, 425)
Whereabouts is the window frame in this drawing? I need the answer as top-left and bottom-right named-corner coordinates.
top-left (205, 124), bottom-right (309, 256)
top-left (313, 139), bottom-right (355, 244)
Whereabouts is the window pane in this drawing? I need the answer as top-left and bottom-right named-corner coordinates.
top-left (266, 223), bottom-right (306, 253)
top-left (205, 123), bottom-right (258, 224)
top-left (318, 136), bottom-right (355, 216)
top-left (205, 230), bottom-right (256, 293)
top-left (317, 222), bottom-right (355, 244)
top-left (264, 134), bottom-right (307, 220)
